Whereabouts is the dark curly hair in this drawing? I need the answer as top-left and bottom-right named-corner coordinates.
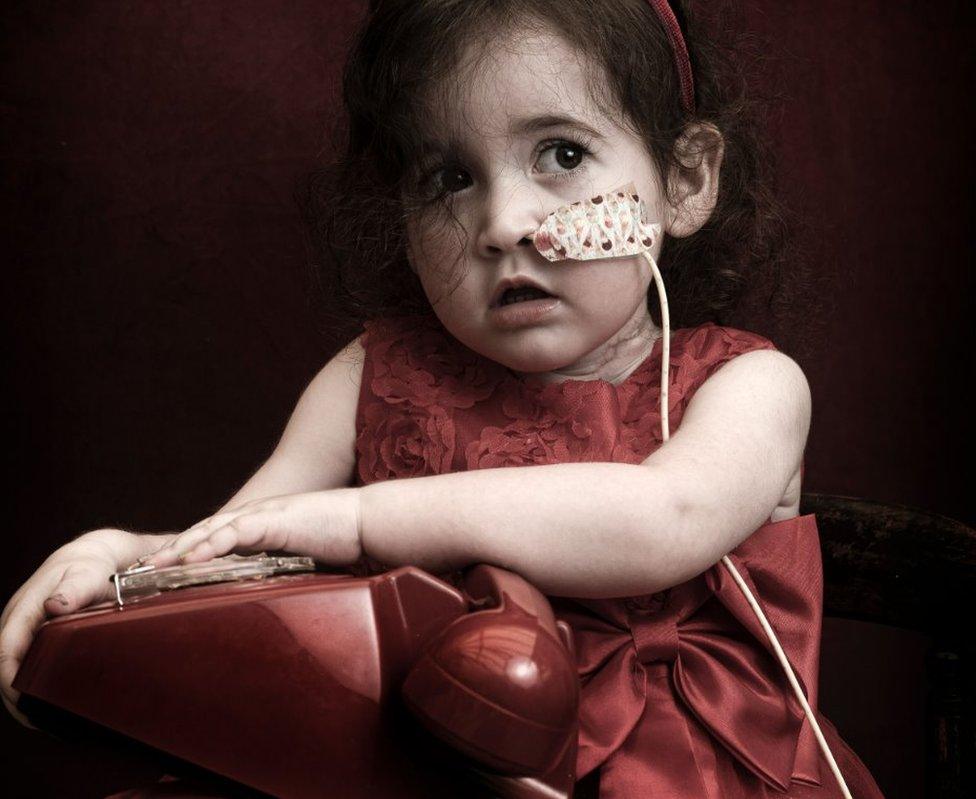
top-left (298, 0), bottom-right (815, 352)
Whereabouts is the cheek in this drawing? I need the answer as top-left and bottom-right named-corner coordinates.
top-left (407, 229), bottom-right (452, 284)
top-left (415, 253), bottom-right (480, 313)
top-left (408, 216), bottom-right (470, 279)
top-left (561, 257), bottom-right (649, 303)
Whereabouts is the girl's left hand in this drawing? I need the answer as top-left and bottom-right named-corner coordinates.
top-left (139, 489), bottom-right (363, 569)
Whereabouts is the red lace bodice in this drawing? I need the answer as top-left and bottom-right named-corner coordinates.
top-left (354, 313), bottom-right (777, 482)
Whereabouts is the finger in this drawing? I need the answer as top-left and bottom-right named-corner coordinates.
top-left (0, 551), bottom-right (75, 629)
top-left (0, 594), bottom-right (44, 711)
top-left (0, 588), bottom-right (59, 726)
top-left (2, 560), bottom-right (115, 725)
top-left (141, 517), bottom-right (219, 564)
top-left (180, 514), bottom-right (286, 564)
top-left (190, 505), bottom-right (262, 534)
top-left (177, 529), bottom-right (240, 564)
top-left (143, 525), bottom-right (223, 568)
top-left (44, 562), bottom-right (115, 616)
top-left (145, 501), bottom-right (279, 568)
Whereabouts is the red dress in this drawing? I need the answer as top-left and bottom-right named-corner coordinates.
top-left (354, 312), bottom-right (886, 799)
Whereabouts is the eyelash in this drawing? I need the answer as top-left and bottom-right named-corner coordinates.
top-left (425, 134), bottom-right (595, 197)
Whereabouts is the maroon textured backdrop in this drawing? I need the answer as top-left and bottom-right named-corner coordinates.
top-left (2, 1), bottom-right (972, 796)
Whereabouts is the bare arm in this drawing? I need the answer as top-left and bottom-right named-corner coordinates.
top-left (359, 350), bottom-right (811, 597)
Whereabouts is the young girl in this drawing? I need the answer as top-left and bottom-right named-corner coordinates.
top-left (2, 1), bottom-right (884, 796)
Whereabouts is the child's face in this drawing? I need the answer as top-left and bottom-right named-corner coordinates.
top-left (404, 28), bottom-right (668, 379)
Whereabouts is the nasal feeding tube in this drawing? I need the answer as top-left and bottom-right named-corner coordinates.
top-left (530, 183), bottom-right (853, 799)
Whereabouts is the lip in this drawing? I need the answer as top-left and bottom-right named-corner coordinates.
top-left (487, 296), bottom-right (560, 330)
top-left (488, 275), bottom-right (555, 309)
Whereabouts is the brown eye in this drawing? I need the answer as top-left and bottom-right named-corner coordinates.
top-left (537, 138), bottom-right (592, 178)
top-left (553, 144), bottom-right (583, 170)
top-left (438, 166), bottom-right (472, 194)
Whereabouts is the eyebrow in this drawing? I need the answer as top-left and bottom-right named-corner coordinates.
top-left (420, 113), bottom-right (606, 157)
top-left (507, 113), bottom-right (606, 141)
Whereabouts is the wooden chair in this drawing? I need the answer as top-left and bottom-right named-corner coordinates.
top-left (803, 492), bottom-right (976, 799)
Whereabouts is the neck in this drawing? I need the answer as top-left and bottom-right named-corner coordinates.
top-left (602, 335), bottom-right (661, 385)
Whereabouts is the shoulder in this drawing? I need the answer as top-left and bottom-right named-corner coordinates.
top-left (681, 322), bottom-right (811, 436)
top-left (280, 333), bottom-right (366, 446)
top-left (308, 332), bottom-right (366, 394)
top-left (259, 331), bottom-right (369, 492)
top-left (660, 322), bottom-right (792, 415)
top-left (689, 346), bottom-right (811, 426)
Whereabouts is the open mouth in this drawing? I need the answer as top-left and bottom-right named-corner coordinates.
top-left (492, 286), bottom-right (554, 308)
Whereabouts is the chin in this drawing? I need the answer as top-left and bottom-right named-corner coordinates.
top-left (449, 321), bottom-right (574, 374)
top-left (496, 346), bottom-right (576, 375)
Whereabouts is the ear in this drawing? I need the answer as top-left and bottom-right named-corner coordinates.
top-left (665, 122), bottom-right (725, 238)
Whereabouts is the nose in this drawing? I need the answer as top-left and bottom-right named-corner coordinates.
top-left (475, 181), bottom-right (545, 259)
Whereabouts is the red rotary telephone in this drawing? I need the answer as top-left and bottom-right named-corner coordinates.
top-left (14, 559), bottom-right (580, 798)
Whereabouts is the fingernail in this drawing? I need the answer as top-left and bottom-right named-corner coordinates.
top-left (47, 593), bottom-right (69, 607)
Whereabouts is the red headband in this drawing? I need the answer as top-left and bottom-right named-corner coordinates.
top-left (646, 0), bottom-right (695, 114)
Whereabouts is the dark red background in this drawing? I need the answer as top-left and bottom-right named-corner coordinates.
top-left (2, 1), bottom-right (972, 796)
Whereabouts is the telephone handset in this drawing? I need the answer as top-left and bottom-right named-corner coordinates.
top-left (14, 558), bottom-right (580, 798)
top-left (403, 563), bottom-right (579, 777)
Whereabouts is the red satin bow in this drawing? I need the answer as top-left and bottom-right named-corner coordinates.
top-left (550, 514), bottom-right (826, 797)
